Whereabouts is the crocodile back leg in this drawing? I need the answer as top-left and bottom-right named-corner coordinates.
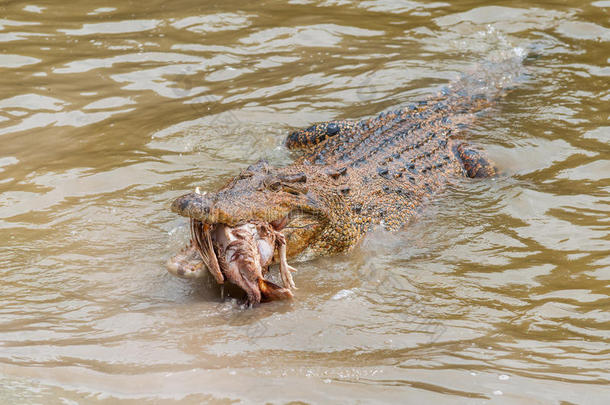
top-left (454, 143), bottom-right (497, 178)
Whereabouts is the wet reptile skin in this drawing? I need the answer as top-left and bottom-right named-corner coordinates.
top-left (172, 54), bottom-right (524, 259)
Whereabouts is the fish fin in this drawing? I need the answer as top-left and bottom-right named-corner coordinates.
top-left (259, 278), bottom-right (293, 302)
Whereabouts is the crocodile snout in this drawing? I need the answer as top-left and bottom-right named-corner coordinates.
top-left (171, 192), bottom-right (213, 221)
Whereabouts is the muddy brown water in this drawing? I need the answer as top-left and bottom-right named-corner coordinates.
top-left (1, 0), bottom-right (609, 403)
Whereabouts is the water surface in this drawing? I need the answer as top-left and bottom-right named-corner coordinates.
top-left (1, 0), bottom-right (609, 403)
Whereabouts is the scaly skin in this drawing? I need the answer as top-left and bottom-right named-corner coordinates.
top-left (171, 52), bottom-right (524, 261)
top-left (172, 92), bottom-right (497, 259)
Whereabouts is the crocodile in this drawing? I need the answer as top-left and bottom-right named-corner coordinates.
top-left (167, 50), bottom-right (525, 304)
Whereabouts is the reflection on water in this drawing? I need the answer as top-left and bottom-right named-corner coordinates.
top-left (1, 0), bottom-right (609, 403)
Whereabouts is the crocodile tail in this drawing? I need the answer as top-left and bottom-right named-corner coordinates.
top-left (446, 46), bottom-right (528, 112)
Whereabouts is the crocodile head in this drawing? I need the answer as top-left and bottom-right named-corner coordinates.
top-left (166, 160), bottom-right (326, 304)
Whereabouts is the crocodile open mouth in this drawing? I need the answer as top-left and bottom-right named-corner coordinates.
top-left (166, 217), bottom-right (296, 305)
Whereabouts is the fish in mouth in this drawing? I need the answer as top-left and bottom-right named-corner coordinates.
top-left (167, 216), bottom-right (298, 305)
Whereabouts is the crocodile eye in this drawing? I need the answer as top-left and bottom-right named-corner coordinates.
top-left (326, 123), bottom-right (340, 135)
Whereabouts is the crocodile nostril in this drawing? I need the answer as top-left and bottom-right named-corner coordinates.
top-left (179, 198), bottom-right (189, 212)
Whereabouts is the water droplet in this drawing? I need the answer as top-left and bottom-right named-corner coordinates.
top-left (332, 289), bottom-right (354, 300)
